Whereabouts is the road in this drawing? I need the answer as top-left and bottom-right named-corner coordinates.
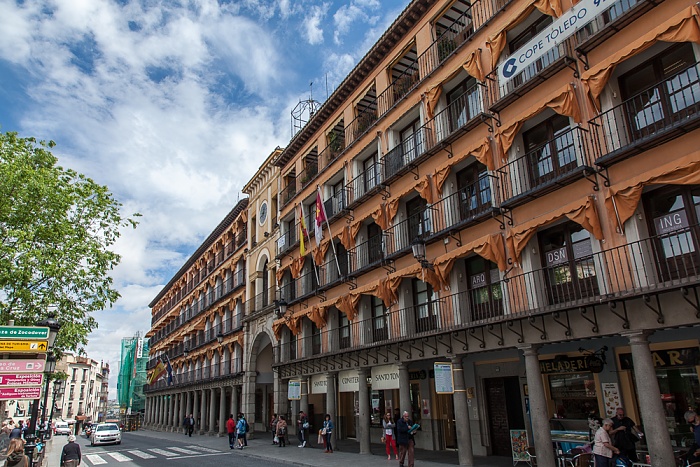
top-left (46, 432), bottom-right (286, 467)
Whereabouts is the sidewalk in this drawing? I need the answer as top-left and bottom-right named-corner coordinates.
top-left (41, 428), bottom-right (514, 467)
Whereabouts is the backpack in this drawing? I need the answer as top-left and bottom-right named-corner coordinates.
top-left (244, 419), bottom-right (249, 433)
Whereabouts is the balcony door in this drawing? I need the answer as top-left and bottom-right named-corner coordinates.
top-left (522, 114), bottom-right (576, 188)
top-left (371, 296), bottom-right (388, 342)
top-left (456, 163), bottom-right (491, 221)
top-left (363, 155), bottom-right (379, 193)
top-left (368, 222), bottom-right (384, 265)
top-left (643, 186), bottom-right (700, 281)
top-left (619, 43), bottom-right (699, 141)
top-left (401, 119), bottom-right (423, 164)
top-left (413, 279), bottom-right (438, 333)
top-left (338, 313), bottom-right (351, 350)
top-left (261, 260), bottom-right (269, 308)
top-left (539, 222), bottom-right (599, 305)
top-left (446, 77), bottom-right (479, 132)
top-left (406, 196), bottom-right (431, 243)
top-left (466, 256), bottom-right (503, 321)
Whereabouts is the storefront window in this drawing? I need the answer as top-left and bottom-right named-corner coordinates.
top-left (370, 389), bottom-right (400, 427)
top-left (548, 372), bottom-right (597, 419)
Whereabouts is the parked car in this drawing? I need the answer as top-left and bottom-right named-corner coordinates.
top-left (54, 421), bottom-right (71, 435)
top-left (90, 423), bottom-right (122, 446)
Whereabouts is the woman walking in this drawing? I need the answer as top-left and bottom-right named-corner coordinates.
top-left (593, 418), bottom-right (620, 467)
top-left (4, 439), bottom-right (29, 467)
top-left (276, 415), bottom-right (288, 447)
top-left (322, 414), bottom-right (334, 453)
top-left (270, 413), bottom-right (279, 444)
top-left (383, 412), bottom-right (399, 460)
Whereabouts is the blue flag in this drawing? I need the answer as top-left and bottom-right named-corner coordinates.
top-left (165, 355), bottom-right (173, 385)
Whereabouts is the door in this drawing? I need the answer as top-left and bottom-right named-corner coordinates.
top-left (434, 393), bottom-right (457, 449)
top-left (413, 279), bottom-right (438, 333)
top-left (401, 119), bottom-right (424, 164)
top-left (522, 114), bottom-right (576, 189)
top-left (485, 376), bottom-right (526, 456)
top-left (447, 77), bottom-right (480, 131)
top-left (406, 196), bottom-right (430, 244)
top-left (339, 392), bottom-right (357, 438)
top-left (456, 163), bottom-right (491, 221)
top-left (367, 222), bottom-right (384, 265)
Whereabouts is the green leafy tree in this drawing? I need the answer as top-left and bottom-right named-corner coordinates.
top-left (0, 132), bottom-right (139, 352)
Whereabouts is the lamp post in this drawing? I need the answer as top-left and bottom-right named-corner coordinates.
top-left (411, 237), bottom-right (434, 270)
top-left (39, 352), bottom-right (57, 438)
top-left (48, 379), bottom-right (64, 437)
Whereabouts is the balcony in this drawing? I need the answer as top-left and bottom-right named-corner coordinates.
top-left (318, 132), bottom-right (346, 172)
top-left (384, 211), bottom-right (432, 258)
top-left (429, 175), bottom-right (496, 236)
top-left (277, 227), bottom-right (700, 362)
top-left (575, 0), bottom-right (659, 54)
top-left (345, 162), bottom-right (384, 209)
top-left (146, 358), bottom-right (244, 391)
top-left (488, 41), bottom-right (575, 112)
top-left (590, 61), bottom-right (700, 167)
top-left (318, 256), bottom-right (346, 290)
top-left (246, 286), bottom-right (276, 315)
top-left (498, 125), bottom-right (595, 210)
top-left (281, 183), bottom-right (297, 208)
top-left (276, 225), bottom-right (299, 258)
top-left (348, 236), bottom-right (386, 276)
top-left (287, 270), bottom-right (318, 304)
top-left (297, 161), bottom-right (319, 192)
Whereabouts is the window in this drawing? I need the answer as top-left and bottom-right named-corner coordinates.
top-left (522, 114), bottom-right (576, 188)
top-left (311, 322), bottom-right (322, 355)
top-left (363, 155), bottom-right (380, 194)
top-left (446, 77), bottom-right (480, 131)
top-left (619, 43), bottom-right (698, 140)
top-left (406, 196), bottom-right (431, 242)
top-left (466, 256), bottom-right (503, 321)
top-left (412, 279), bottom-right (438, 333)
top-left (456, 163), bottom-right (491, 221)
top-left (289, 333), bottom-right (297, 360)
top-left (548, 372), bottom-right (597, 419)
top-left (539, 222), bottom-right (599, 304)
top-left (400, 119), bottom-right (424, 164)
top-left (338, 313), bottom-right (350, 350)
top-left (508, 15), bottom-right (555, 87)
top-left (371, 296), bottom-right (388, 342)
top-left (367, 222), bottom-right (384, 266)
top-left (643, 185), bottom-right (700, 280)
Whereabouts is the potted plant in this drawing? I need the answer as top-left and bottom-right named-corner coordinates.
top-left (437, 36), bottom-right (457, 62)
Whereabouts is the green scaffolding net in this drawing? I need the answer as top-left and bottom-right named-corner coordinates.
top-left (117, 335), bottom-right (149, 413)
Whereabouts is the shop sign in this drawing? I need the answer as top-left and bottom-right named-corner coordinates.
top-left (311, 374), bottom-right (327, 394)
top-left (434, 362), bottom-right (454, 394)
top-left (654, 210), bottom-right (689, 235)
top-left (371, 364), bottom-right (400, 390)
top-left (618, 347), bottom-right (700, 370)
top-left (539, 355), bottom-right (604, 374)
top-left (409, 369), bottom-right (428, 381)
top-left (338, 370), bottom-right (360, 392)
top-left (545, 247), bottom-right (568, 267)
top-left (287, 380), bottom-right (302, 400)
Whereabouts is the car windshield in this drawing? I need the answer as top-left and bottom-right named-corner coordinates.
top-left (97, 424), bottom-right (119, 432)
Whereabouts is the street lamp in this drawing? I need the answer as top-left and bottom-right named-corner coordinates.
top-left (274, 298), bottom-right (288, 318)
top-left (39, 352), bottom-right (57, 436)
top-left (411, 237), bottom-right (434, 270)
top-left (48, 379), bottom-right (64, 435)
top-left (216, 331), bottom-right (224, 345)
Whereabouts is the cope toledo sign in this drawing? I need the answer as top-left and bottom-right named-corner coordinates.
top-left (497, 0), bottom-right (613, 83)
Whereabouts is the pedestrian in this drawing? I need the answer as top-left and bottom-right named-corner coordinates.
top-left (226, 414), bottom-right (236, 449)
top-left (383, 412), bottom-right (399, 460)
top-left (298, 410), bottom-right (309, 447)
top-left (184, 413), bottom-right (195, 437)
top-left (611, 407), bottom-right (640, 462)
top-left (235, 414), bottom-right (246, 449)
top-left (238, 413), bottom-right (249, 446)
top-left (322, 414), bottom-right (334, 453)
top-left (394, 408), bottom-right (401, 425)
top-left (276, 416), bottom-right (288, 447)
top-left (684, 410), bottom-right (700, 465)
top-left (270, 413), bottom-right (279, 444)
top-left (60, 434), bottom-right (82, 467)
top-left (396, 411), bottom-right (416, 467)
top-left (9, 421), bottom-right (21, 440)
top-left (4, 438), bottom-right (29, 467)
top-left (594, 418), bottom-right (620, 467)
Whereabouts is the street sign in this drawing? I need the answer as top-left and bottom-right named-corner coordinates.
top-left (0, 373), bottom-right (43, 387)
top-left (0, 341), bottom-right (48, 352)
top-left (0, 359), bottom-right (46, 373)
top-left (0, 326), bottom-right (49, 340)
top-left (0, 386), bottom-right (42, 400)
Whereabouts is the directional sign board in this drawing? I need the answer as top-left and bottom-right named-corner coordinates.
top-left (0, 326), bottom-right (49, 340)
top-left (0, 386), bottom-right (42, 400)
top-left (0, 359), bottom-right (46, 373)
top-left (0, 373), bottom-right (43, 387)
top-left (0, 341), bottom-right (48, 352)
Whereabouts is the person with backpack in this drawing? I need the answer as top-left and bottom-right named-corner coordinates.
top-left (235, 414), bottom-right (246, 449)
top-left (276, 416), bottom-right (288, 447)
top-left (238, 413), bottom-right (249, 446)
top-left (297, 410), bottom-right (309, 447)
top-left (9, 421), bottom-right (22, 440)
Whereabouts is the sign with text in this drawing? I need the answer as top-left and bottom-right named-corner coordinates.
top-left (338, 370), bottom-right (361, 392)
top-left (434, 362), bottom-right (454, 394)
top-left (511, 429), bottom-right (530, 463)
top-left (371, 364), bottom-right (400, 390)
top-left (311, 374), bottom-right (327, 394)
top-left (0, 326), bottom-right (49, 340)
top-left (287, 380), bottom-right (302, 400)
top-left (0, 340), bottom-right (48, 352)
top-left (0, 373), bottom-right (43, 387)
top-left (0, 386), bottom-right (42, 400)
top-left (619, 347), bottom-right (700, 370)
top-left (654, 211), bottom-right (689, 235)
top-left (497, 0), bottom-right (612, 83)
top-left (0, 359), bottom-right (46, 373)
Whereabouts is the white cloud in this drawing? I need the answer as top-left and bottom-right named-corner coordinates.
top-left (302, 4), bottom-right (328, 45)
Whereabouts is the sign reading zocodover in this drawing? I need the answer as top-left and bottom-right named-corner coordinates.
top-left (0, 386), bottom-right (42, 400)
top-left (0, 359), bottom-right (46, 373)
top-left (497, 0), bottom-right (614, 83)
top-left (0, 326), bottom-right (50, 340)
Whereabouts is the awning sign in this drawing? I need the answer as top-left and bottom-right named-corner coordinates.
top-left (497, 0), bottom-right (610, 83)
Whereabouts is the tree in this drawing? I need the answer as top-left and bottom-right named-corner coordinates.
top-left (0, 131), bottom-right (139, 352)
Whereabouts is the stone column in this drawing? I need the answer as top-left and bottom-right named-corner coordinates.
top-left (452, 356), bottom-right (474, 467)
top-left (159, 395), bottom-right (165, 427)
top-left (169, 394), bottom-right (175, 430)
top-left (398, 363), bottom-right (411, 415)
top-left (231, 384), bottom-right (239, 416)
top-left (219, 386), bottom-right (227, 436)
top-left (179, 392), bottom-right (186, 433)
top-left (521, 345), bottom-right (555, 467)
top-left (199, 389), bottom-right (207, 433)
top-left (300, 377), bottom-right (309, 415)
top-left (209, 388), bottom-right (217, 434)
top-left (144, 397), bottom-right (150, 425)
top-left (358, 368), bottom-right (371, 455)
top-left (326, 371), bottom-right (338, 433)
top-left (185, 391), bottom-right (192, 420)
top-left (193, 390), bottom-right (200, 434)
top-left (623, 331), bottom-right (675, 467)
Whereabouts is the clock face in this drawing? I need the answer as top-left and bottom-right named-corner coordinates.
top-left (259, 201), bottom-right (268, 225)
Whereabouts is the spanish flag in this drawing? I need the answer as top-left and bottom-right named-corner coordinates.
top-left (148, 360), bottom-right (167, 385)
top-left (298, 203), bottom-right (309, 256)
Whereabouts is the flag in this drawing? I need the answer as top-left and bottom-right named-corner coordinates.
top-left (314, 187), bottom-right (327, 247)
top-left (148, 360), bottom-right (166, 385)
top-left (298, 203), bottom-right (309, 256)
top-left (165, 355), bottom-right (173, 386)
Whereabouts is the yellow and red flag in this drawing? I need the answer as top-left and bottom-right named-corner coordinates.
top-left (148, 360), bottom-right (167, 385)
top-left (298, 203), bottom-right (309, 256)
top-left (314, 187), bottom-right (328, 248)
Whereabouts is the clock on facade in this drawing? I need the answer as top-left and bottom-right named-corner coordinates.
top-left (259, 201), bottom-right (268, 225)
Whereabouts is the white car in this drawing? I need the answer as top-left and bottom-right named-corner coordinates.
top-left (90, 423), bottom-right (122, 446)
top-left (54, 421), bottom-right (71, 435)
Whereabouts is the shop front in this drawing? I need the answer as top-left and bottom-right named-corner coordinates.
top-left (338, 370), bottom-right (360, 439)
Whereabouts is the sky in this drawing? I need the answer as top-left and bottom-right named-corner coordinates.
top-left (0, 0), bottom-right (410, 399)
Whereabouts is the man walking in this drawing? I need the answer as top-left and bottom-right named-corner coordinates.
top-left (298, 410), bottom-right (309, 447)
top-left (396, 411), bottom-right (416, 467)
top-left (184, 413), bottom-right (195, 437)
top-left (226, 414), bottom-right (236, 449)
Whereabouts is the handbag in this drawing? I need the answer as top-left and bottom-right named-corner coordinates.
top-left (318, 433), bottom-right (323, 444)
top-left (274, 435), bottom-right (279, 443)
top-left (303, 421), bottom-right (310, 429)
top-left (381, 436), bottom-right (386, 444)
top-left (321, 427), bottom-right (327, 435)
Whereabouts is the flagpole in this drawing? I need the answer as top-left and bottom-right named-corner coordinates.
top-left (320, 186), bottom-right (343, 278)
top-left (165, 353), bottom-right (178, 384)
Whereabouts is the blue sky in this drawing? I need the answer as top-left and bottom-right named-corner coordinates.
top-left (0, 0), bottom-right (410, 397)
